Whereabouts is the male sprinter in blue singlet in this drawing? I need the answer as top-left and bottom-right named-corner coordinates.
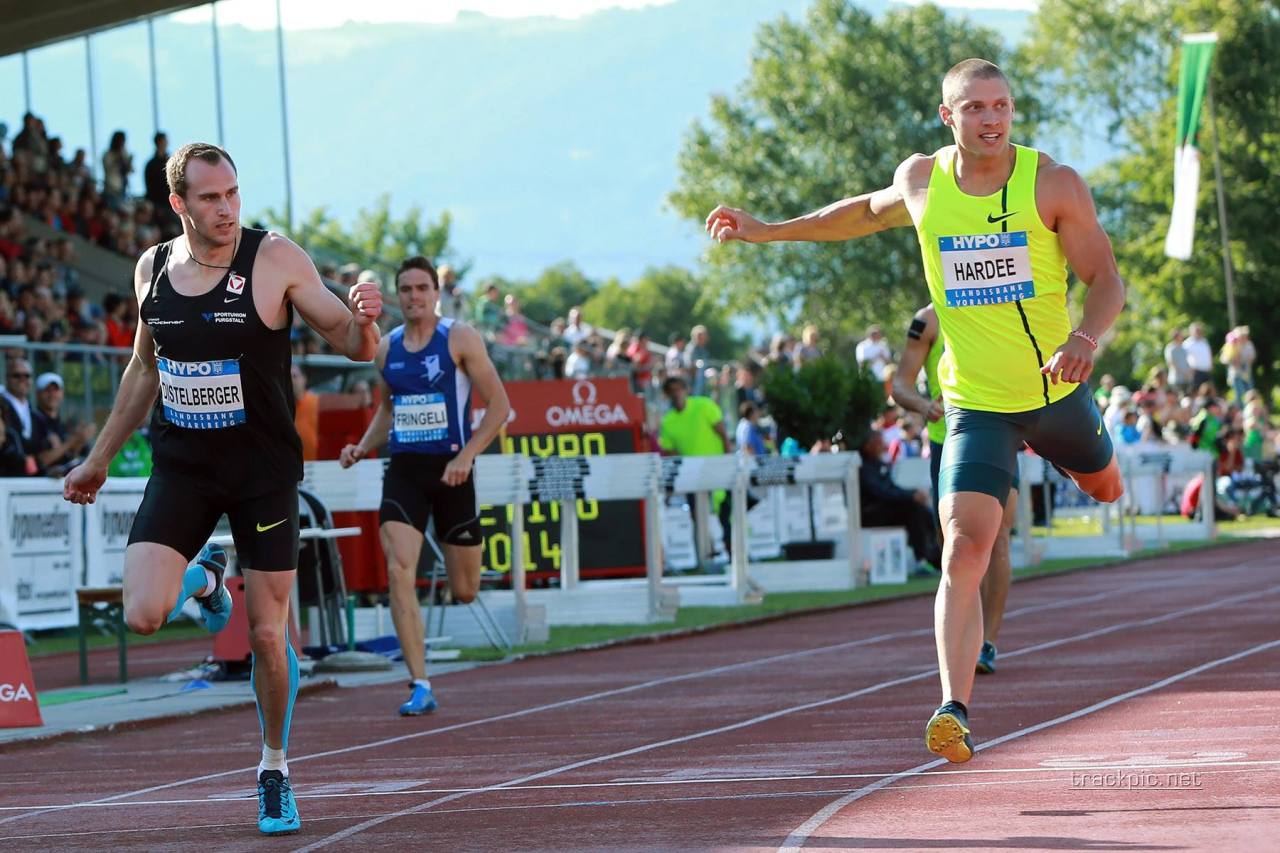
top-left (707, 59), bottom-right (1125, 762)
top-left (340, 257), bottom-right (509, 716)
top-left (893, 303), bottom-right (1013, 675)
top-left (63, 143), bottom-right (382, 834)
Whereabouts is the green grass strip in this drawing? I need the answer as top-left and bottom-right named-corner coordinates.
top-left (38, 687), bottom-right (128, 707)
top-left (456, 535), bottom-right (1266, 662)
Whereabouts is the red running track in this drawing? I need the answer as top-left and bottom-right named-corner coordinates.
top-left (0, 540), bottom-right (1276, 852)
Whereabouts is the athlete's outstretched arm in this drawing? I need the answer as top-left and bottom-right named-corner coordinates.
top-left (276, 236), bottom-right (382, 361)
top-left (1040, 165), bottom-right (1127, 386)
top-left (706, 155), bottom-right (924, 244)
top-left (892, 306), bottom-right (944, 424)
top-left (339, 337), bottom-right (392, 468)
top-left (706, 184), bottom-right (910, 244)
top-left (63, 250), bottom-right (162, 504)
top-left (445, 323), bottom-right (510, 486)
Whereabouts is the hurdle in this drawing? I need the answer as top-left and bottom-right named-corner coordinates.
top-left (742, 452), bottom-right (871, 593)
top-left (657, 454), bottom-right (761, 605)
top-left (1028, 445), bottom-right (1216, 560)
top-left (302, 456), bottom-right (550, 645)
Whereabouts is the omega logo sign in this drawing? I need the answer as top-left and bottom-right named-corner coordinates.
top-left (572, 380), bottom-right (597, 405)
top-left (547, 381), bottom-right (628, 427)
top-left (0, 683), bottom-right (34, 702)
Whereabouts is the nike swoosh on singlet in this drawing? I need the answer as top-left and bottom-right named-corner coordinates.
top-left (224, 296), bottom-right (240, 304)
top-left (257, 518), bottom-right (288, 533)
top-left (986, 212), bottom-right (1019, 224)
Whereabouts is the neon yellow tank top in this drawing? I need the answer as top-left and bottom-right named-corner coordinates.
top-left (924, 332), bottom-right (946, 445)
top-left (917, 144), bottom-right (1074, 413)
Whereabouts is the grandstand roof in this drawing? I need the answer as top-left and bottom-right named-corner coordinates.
top-left (0, 1), bottom-right (204, 59)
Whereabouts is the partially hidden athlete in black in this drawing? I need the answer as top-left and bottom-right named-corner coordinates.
top-left (63, 142), bottom-right (382, 837)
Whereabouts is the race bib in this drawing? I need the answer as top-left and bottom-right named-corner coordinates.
top-left (392, 393), bottom-right (449, 443)
top-left (939, 231), bottom-right (1035, 308)
top-left (157, 357), bottom-right (246, 429)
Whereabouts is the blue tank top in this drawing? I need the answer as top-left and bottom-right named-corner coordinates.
top-left (382, 320), bottom-right (472, 456)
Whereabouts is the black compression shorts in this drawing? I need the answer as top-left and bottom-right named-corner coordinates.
top-left (379, 453), bottom-right (483, 547)
top-left (127, 468), bottom-right (300, 571)
top-left (938, 382), bottom-right (1113, 503)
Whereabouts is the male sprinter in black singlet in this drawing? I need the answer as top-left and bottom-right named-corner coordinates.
top-left (63, 143), bottom-right (382, 836)
top-left (340, 257), bottom-right (509, 716)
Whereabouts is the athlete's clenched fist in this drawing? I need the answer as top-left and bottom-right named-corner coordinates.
top-left (349, 281), bottom-right (383, 325)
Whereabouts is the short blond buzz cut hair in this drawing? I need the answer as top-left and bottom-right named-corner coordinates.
top-left (941, 58), bottom-right (1008, 108)
top-left (165, 142), bottom-right (237, 198)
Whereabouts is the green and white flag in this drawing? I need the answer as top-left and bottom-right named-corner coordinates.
top-left (1164, 32), bottom-right (1218, 260)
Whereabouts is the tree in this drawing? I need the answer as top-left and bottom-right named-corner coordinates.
top-left (669, 0), bottom-right (1020, 338)
top-left (498, 261), bottom-right (599, 326)
top-left (761, 355), bottom-right (885, 451)
top-left (581, 266), bottom-right (740, 358)
top-left (1020, 0), bottom-right (1280, 394)
top-left (264, 194), bottom-right (465, 286)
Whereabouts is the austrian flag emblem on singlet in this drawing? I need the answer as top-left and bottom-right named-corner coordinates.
top-left (939, 231), bottom-right (1035, 307)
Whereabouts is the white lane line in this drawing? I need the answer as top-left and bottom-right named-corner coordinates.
top-left (777, 636), bottom-right (1280, 852)
top-left (7, 765), bottom-right (1279, 843)
top-left (2, 555), bottom-right (1268, 831)
top-left (2, 758), bottom-right (1277, 813)
top-left (0, 575), bottom-right (1157, 824)
top-left (294, 585), bottom-right (1280, 851)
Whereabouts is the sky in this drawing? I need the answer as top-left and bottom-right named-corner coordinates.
top-left (175, 0), bottom-right (1035, 29)
top-left (1, 0), bottom-right (1048, 313)
top-left (173, 0), bottom-right (680, 29)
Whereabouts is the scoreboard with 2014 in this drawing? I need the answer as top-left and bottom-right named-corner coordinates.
top-left (475, 378), bottom-right (647, 582)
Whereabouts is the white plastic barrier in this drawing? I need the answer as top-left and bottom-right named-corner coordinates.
top-left (308, 454), bottom-right (677, 630)
top-left (1116, 446), bottom-right (1216, 546)
top-left (659, 454), bottom-right (757, 606)
top-left (1026, 445), bottom-right (1215, 560)
top-left (740, 453), bottom-right (868, 594)
top-left (303, 456), bottom-right (548, 642)
top-left (0, 479), bottom-right (82, 630)
top-left (890, 456), bottom-right (932, 492)
top-left (515, 451), bottom-right (678, 625)
top-left (83, 477), bottom-right (148, 588)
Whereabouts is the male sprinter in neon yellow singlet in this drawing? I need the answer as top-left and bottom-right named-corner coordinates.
top-left (705, 59), bottom-right (1124, 762)
top-left (893, 303), bottom-right (1013, 677)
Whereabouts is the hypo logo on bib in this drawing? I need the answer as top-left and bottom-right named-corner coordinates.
top-left (157, 357), bottom-right (246, 429)
top-left (939, 230), bottom-right (1035, 307)
top-left (392, 393), bottom-right (449, 444)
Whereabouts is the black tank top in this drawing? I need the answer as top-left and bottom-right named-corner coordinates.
top-left (141, 227), bottom-right (302, 495)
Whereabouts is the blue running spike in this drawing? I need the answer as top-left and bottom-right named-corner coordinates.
top-left (257, 770), bottom-right (301, 835)
top-left (399, 683), bottom-right (438, 716)
top-left (167, 542), bottom-right (232, 632)
top-left (976, 641), bottom-right (998, 675)
top-left (192, 543), bottom-right (232, 634)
